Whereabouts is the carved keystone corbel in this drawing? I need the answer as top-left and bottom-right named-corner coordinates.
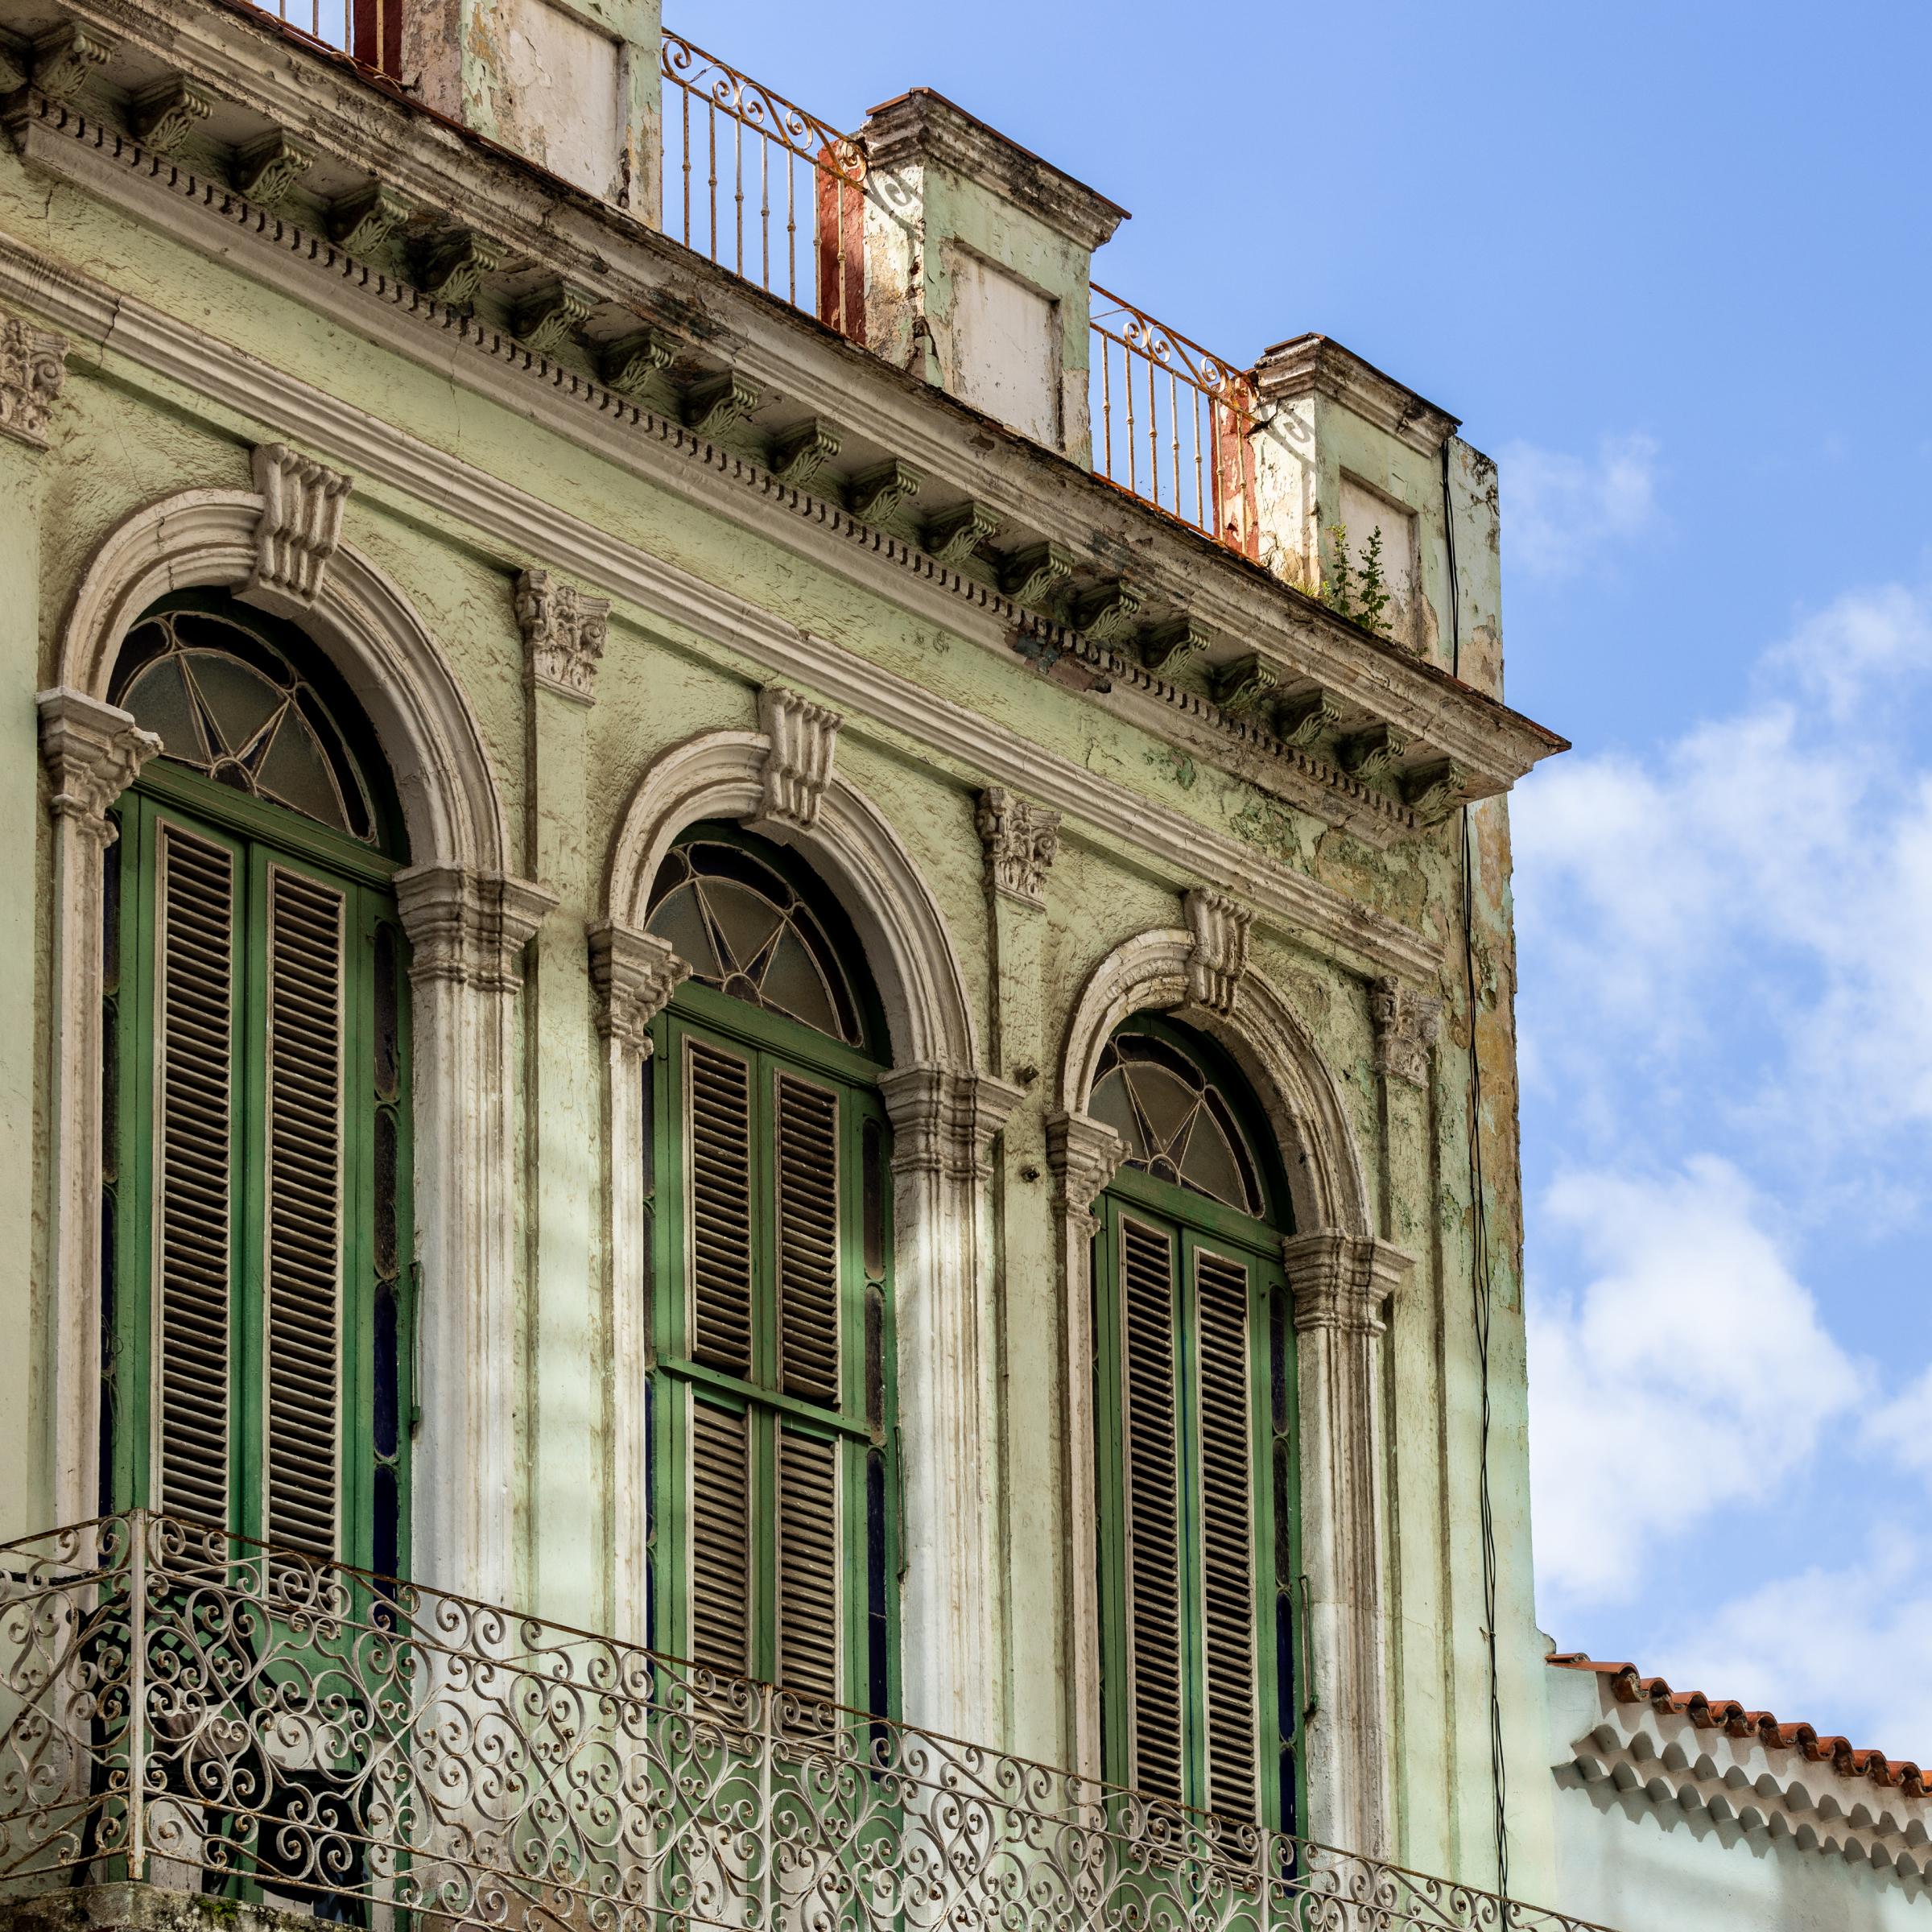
top-left (1340, 723), bottom-right (1410, 782)
top-left (1072, 580), bottom-right (1142, 646)
top-left (1046, 1109), bottom-right (1125, 1231)
top-left (1402, 758), bottom-right (1471, 825)
top-left (753, 687), bottom-right (840, 833)
top-left (413, 228), bottom-right (506, 309)
top-left (231, 130), bottom-right (312, 210)
top-left (1215, 653), bottom-right (1279, 721)
top-left (976, 787), bottom-right (1060, 907)
top-left (0, 312), bottom-right (68, 450)
top-left (243, 444), bottom-right (350, 618)
top-left (1001, 541), bottom-right (1075, 615)
top-left (600, 328), bottom-right (677, 407)
top-left (770, 417), bottom-right (840, 489)
top-left (1369, 976), bottom-right (1442, 1089)
top-left (31, 23), bottom-right (115, 105)
top-left (1275, 687), bottom-right (1342, 749)
top-left (683, 370), bottom-right (761, 440)
top-left (515, 568), bottom-right (609, 705)
top-left (328, 181), bottom-right (411, 255)
top-left (513, 282), bottom-right (596, 359)
top-left (129, 76), bottom-right (211, 158)
top-left (1184, 888), bottom-right (1252, 1018)
top-left (926, 501), bottom-right (1002, 569)
top-left (847, 458), bottom-right (923, 527)
top-left (588, 923), bottom-right (689, 1051)
top-left (1142, 617), bottom-right (1211, 679)
top-left (37, 689), bottom-right (162, 839)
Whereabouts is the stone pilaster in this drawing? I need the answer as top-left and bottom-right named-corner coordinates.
top-left (1281, 1229), bottom-right (1414, 1860)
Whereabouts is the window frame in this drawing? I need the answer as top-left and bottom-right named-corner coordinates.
top-left (646, 973), bottom-right (899, 1718)
top-left (1090, 1024), bottom-right (1304, 1833)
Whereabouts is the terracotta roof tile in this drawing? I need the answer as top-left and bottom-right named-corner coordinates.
top-left (1547, 1653), bottom-right (1926, 1796)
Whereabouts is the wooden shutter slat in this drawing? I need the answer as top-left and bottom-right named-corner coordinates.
top-left (776, 1426), bottom-right (840, 1719)
top-left (686, 1039), bottom-right (754, 1376)
top-left (263, 866), bottom-right (346, 1559)
top-left (1195, 1249), bottom-right (1258, 1821)
top-left (1120, 1216), bottom-right (1185, 1804)
top-left (690, 1402), bottom-right (751, 1674)
top-left (774, 1073), bottom-right (840, 1406)
top-left (154, 824), bottom-right (235, 1527)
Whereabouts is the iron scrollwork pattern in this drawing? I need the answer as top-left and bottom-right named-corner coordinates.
top-left (1, 1512), bottom-right (1618, 1932)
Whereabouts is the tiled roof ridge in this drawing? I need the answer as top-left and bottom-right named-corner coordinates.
top-left (1548, 1652), bottom-right (1927, 1796)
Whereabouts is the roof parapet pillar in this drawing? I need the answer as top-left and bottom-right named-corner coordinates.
top-left (857, 89), bottom-right (1127, 466)
top-left (1248, 335), bottom-right (1502, 692)
top-left (403, 0), bottom-right (660, 214)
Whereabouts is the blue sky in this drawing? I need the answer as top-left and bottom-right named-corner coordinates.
top-left (684, 2), bottom-right (1932, 1749)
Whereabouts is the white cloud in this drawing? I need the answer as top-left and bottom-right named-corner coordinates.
top-left (1866, 1361), bottom-right (1932, 1488)
top-left (1500, 431), bottom-right (1660, 579)
top-left (1648, 1533), bottom-right (1932, 1757)
top-left (1515, 583), bottom-right (1932, 1168)
top-left (1527, 1156), bottom-right (1861, 1606)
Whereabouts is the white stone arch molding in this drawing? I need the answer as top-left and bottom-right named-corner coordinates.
top-left (594, 693), bottom-right (1018, 1740)
top-left (39, 454), bottom-right (549, 1607)
top-left (1046, 901), bottom-right (1408, 1863)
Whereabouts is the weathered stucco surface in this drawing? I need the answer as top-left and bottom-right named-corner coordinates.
top-left (0, 0), bottom-right (1576, 1909)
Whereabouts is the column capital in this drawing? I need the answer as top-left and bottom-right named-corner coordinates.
top-left (877, 1063), bottom-right (1025, 1182)
top-left (976, 786), bottom-right (1061, 907)
top-left (1282, 1231), bottom-right (1414, 1336)
top-left (1369, 975), bottom-right (1442, 1088)
top-left (588, 922), bottom-right (687, 1050)
top-left (37, 688), bottom-right (162, 840)
top-left (1045, 1108), bottom-right (1125, 1228)
top-left (0, 312), bottom-right (68, 450)
top-left (516, 567), bottom-right (609, 705)
top-left (394, 865), bottom-right (556, 991)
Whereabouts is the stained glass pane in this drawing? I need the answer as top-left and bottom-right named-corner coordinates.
top-left (702, 879), bottom-right (785, 974)
top-left (644, 835), bottom-right (865, 1046)
top-left (648, 883), bottom-right (722, 980)
top-left (184, 650), bottom-right (282, 756)
top-left (1100, 1027), bottom-right (1264, 1216)
top-left (255, 712), bottom-right (352, 832)
top-left (1174, 1110), bottom-right (1249, 1210)
top-left (1125, 1061), bottom-right (1199, 1153)
top-left (1091, 1068), bottom-right (1150, 1162)
top-left (122, 658), bottom-right (208, 766)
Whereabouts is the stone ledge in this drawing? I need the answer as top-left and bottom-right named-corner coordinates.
top-left (0, 1883), bottom-right (323, 1932)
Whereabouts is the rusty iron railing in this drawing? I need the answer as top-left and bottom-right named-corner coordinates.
top-left (0, 1511), bottom-right (1620, 1932)
top-left (660, 32), bottom-right (866, 343)
top-left (1090, 284), bottom-right (1260, 556)
top-left (236, 0), bottom-right (400, 77)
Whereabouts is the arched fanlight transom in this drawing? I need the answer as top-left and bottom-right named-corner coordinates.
top-left (646, 833), bottom-right (866, 1048)
top-left (1091, 1026), bottom-right (1265, 1216)
top-left (113, 602), bottom-right (382, 846)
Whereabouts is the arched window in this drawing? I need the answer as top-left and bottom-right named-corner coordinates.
top-left (102, 590), bottom-right (413, 1576)
top-left (643, 825), bottom-right (895, 1715)
top-left (1089, 1018), bottom-right (1299, 1827)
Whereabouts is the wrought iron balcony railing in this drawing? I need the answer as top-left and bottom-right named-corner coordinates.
top-left (0, 1513), bottom-right (1611, 1932)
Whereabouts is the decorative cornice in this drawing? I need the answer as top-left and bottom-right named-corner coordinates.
top-left (36, 687), bottom-right (162, 835)
top-left (512, 280), bottom-right (595, 360)
top-left (877, 1063), bottom-right (1026, 1183)
top-left (976, 786), bottom-right (1060, 906)
top-left (0, 89), bottom-right (1564, 849)
top-left (1369, 975), bottom-right (1442, 1088)
top-left (1276, 687), bottom-right (1342, 749)
top-left (926, 499), bottom-right (1002, 569)
top-left (515, 566), bottom-right (609, 705)
top-left (412, 227), bottom-right (506, 311)
top-left (0, 230), bottom-right (1451, 982)
top-left (242, 441), bottom-right (350, 617)
top-left (1340, 724), bottom-right (1410, 783)
top-left (1401, 758), bottom-right (1471, 825)
top-left (1253, 333), bottom-right (1461, 458)
top-left (1072, 580), bottom-right (1141, 646)
top-left (328, 180), bottom-right (411, 254)
top-left (683, 369), bottom-right (759, 441)
top-left (600, 328), bottom-right (676, 407)
top-left (1215, 654), bottom-right (1278, 720)
top-left (1142, 617), bottom-right (1210, 678)
top-left (1280, 1232), bottom-right (1414, 1336)
top-left (393, 865), bottom-right (555, 991)
top-left (770, 417), bottom-right (840, 489)
top-left (588, 922), bottom-right (688, 1050)
top-left (861, 89), bottom-right (1129, 254)
top-left (753, 686), bottom-right (840, 833)
top-left (1046, 1108), bottom-right (1125, 1226)
top-left (1001, 541), bottom-right (1075, 616)
top-left (0, 311), bottom-right (67, 448)
top-left (29, 21), bottom-right (114, 104)
top-left (848, 457), bottom-right (923, 527)
top-left (1184, 889), bottom-right (1251, 1017)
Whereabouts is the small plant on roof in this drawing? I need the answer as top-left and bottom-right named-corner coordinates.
top-left (1321, 522), bottom-right (1394, 639)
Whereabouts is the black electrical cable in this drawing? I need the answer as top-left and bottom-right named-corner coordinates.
top-left (1442, 443), bottom-right (1510, 1901)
